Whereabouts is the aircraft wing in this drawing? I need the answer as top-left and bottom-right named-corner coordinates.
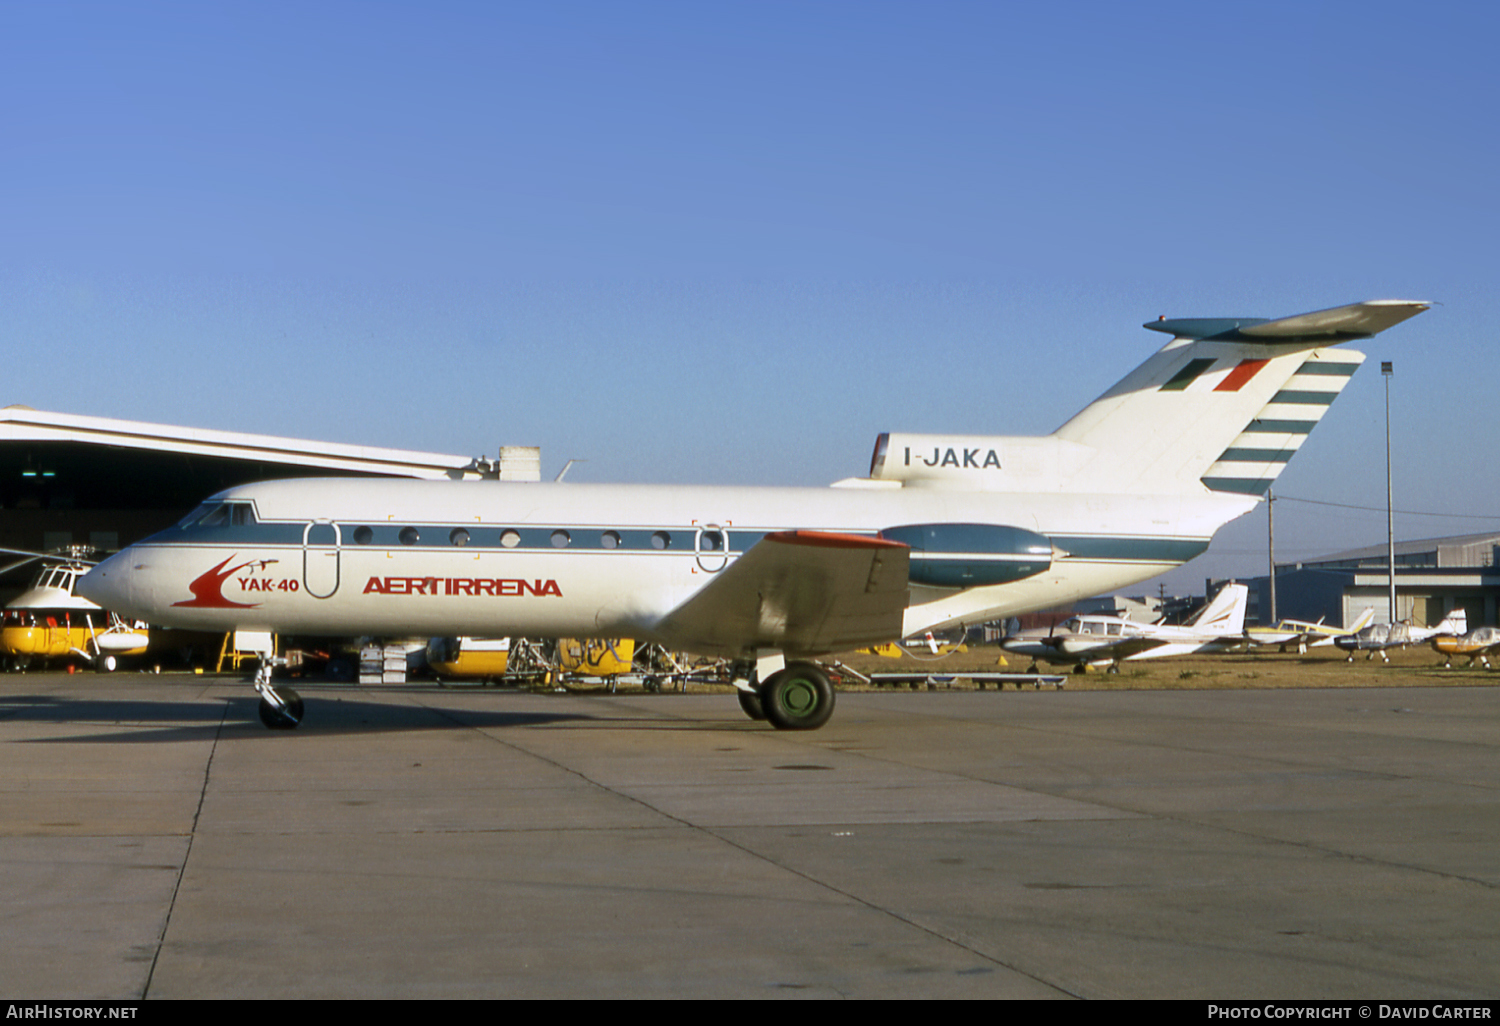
top-left (651, 531), bottom-right (910, 657)
top-left (1115, 632), bottom-right (1243, 660)
top-left (1104, 637), bottom-right (1173, 660)
top-left (1053, 635), bottom-right (1168, 660)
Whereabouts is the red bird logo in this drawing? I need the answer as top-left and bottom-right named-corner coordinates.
top-left (172, 556), bottom-right (265, 609)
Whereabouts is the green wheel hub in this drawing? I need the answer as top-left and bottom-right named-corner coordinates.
top-left (761, 663), bottom-right (835, 731)
top-left (781, 676), bottom-right (819, 716)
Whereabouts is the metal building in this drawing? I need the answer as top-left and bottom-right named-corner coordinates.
top-left (1248, 533), bottom-right (1500, 629)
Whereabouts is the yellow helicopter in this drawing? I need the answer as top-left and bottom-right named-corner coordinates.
top-left (1, 548), bottom-right (149, 671)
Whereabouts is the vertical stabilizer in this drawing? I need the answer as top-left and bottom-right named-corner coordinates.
top-left (1187, 582), bottom-right (1248, 634)
top-left (1050, 300), bottom-right (1428, 496)
top-left (864, 301), bottom-right (1427, 497)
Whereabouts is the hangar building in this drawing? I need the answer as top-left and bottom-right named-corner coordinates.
top-left (1247, 533), bottom-right (1500, 630)
top-left (0, 405), bottom-right (531, 601)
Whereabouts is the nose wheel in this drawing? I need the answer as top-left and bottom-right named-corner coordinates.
top-left (253, 658), bottom-right (302, 730)
top-left (256, 684), bottom-right (304, 730)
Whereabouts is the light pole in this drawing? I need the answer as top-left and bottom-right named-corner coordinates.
top-left (1383, 361), bottom-right (1395, 623)
top-left (1267, 485), bottom-right (1276, 626)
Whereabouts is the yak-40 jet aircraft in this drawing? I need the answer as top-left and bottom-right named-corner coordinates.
top-left (80, 300), bottom-right (1429, 730)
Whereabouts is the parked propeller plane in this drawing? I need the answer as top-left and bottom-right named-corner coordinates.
top-left (1432, 627), bottom-right (1500, 669)
top-left (1334, 609), bottom-right (1468, 661)
top-left (1243, 607), bottom-right (1377, 653)
top-left (1000, 582), bottom-right (1249, 673)
top-left (78, 299), bottom-right (1430, 730)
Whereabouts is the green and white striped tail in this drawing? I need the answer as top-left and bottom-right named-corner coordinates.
top-left (1200, 350), bottom-right (1364, 496)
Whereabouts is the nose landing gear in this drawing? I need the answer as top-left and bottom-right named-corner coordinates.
top-left (253, 658), bottom-right (303, 730)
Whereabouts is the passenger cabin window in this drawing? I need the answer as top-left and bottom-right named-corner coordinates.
top-left (353, 526), bottom-right (374, 545)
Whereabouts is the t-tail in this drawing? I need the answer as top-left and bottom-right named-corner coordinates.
top-left (867, 300), bottom-right (1430, 498)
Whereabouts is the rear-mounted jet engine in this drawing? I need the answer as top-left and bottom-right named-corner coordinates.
top-left (878, 523), bottom-right (1053, 588)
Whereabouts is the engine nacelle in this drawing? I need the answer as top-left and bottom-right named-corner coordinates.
top-left (878, 523), bottom-right (1053, 589)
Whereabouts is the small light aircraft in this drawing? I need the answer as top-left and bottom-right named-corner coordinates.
top-left (1242, 607), bottom-right (1377, 653)
top-left (79, 299), bottom-right (1430, 730)
top-left (1334, 609), bottom-right (1468, 662)
top-left (1, 552), bottom-right (149, 671)
top-left (1000, 582), bottom-right (1248, 672)
top-left (1430, 626), bottom-right (1500, 669)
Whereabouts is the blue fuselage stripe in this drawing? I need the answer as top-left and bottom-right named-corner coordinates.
top-left (1046, 536), bottom-right (1210, 563)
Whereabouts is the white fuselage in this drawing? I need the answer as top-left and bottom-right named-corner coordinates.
top-left (80, 477), bottom-right (1250, 655)
top-left (79, 300), bottom-right (1431, 661)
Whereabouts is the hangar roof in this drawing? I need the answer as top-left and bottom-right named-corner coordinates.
top-left (1293, 532), bottom-right (1500, 570)
top-left (1, 405), bottom-right (482, 480)
top-left (0, 405), bottom-right (489, 520)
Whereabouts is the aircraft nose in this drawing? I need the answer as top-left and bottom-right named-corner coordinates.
top-left (78, 550), bottom-right (138, 613)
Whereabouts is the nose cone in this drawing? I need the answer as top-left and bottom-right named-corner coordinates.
top-left (78, 549), bottom-right (138, 615)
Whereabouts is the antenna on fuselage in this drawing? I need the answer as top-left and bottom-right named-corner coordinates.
top-left (555, 459), bottom-right (586, 482)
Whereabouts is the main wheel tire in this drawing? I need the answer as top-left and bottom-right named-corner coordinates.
top-left (760, 663), bottom-right (835, 731)
top-left (258, 688), bottom-right (304, 730)
top-left (736, 687), bottom-right (767, 721)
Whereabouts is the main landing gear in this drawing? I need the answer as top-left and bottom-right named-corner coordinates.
top-left (736, 661), bottom-right (836, 731)
top-left (254, 659), bottom-right (303, 730)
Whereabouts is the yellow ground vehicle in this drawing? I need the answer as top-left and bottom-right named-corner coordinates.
top-left (425, 636), bottom-right (514, 678)
top-left (1, 560), bottom-right (149, 671)
top-left (425, 636), bottom-right (637, 683)
top-left (556, 638), bottom-right (635, 676)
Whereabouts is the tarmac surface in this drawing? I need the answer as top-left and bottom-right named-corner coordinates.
top-left (1, 672), bottom-right (1497, 999)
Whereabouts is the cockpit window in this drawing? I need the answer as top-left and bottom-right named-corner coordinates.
top-left (177, 503), bottom-right (215, 528)
top-left (177, 502), bottom-right (255, 529)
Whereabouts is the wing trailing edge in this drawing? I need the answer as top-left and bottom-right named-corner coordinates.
top-left (650, 531), bottom-right (910, 658)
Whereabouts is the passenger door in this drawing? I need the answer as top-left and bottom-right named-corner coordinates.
top-left (302, 521), bottom-right (341, 599)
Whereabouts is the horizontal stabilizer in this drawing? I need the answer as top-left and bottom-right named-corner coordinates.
top-left (651, 531), bottom-right (910, 657)
top-left (1147, 300), bottom-right (1430, 344)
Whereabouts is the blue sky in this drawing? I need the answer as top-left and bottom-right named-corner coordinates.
top-left (3, 1), bottom-right (1497, 593)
